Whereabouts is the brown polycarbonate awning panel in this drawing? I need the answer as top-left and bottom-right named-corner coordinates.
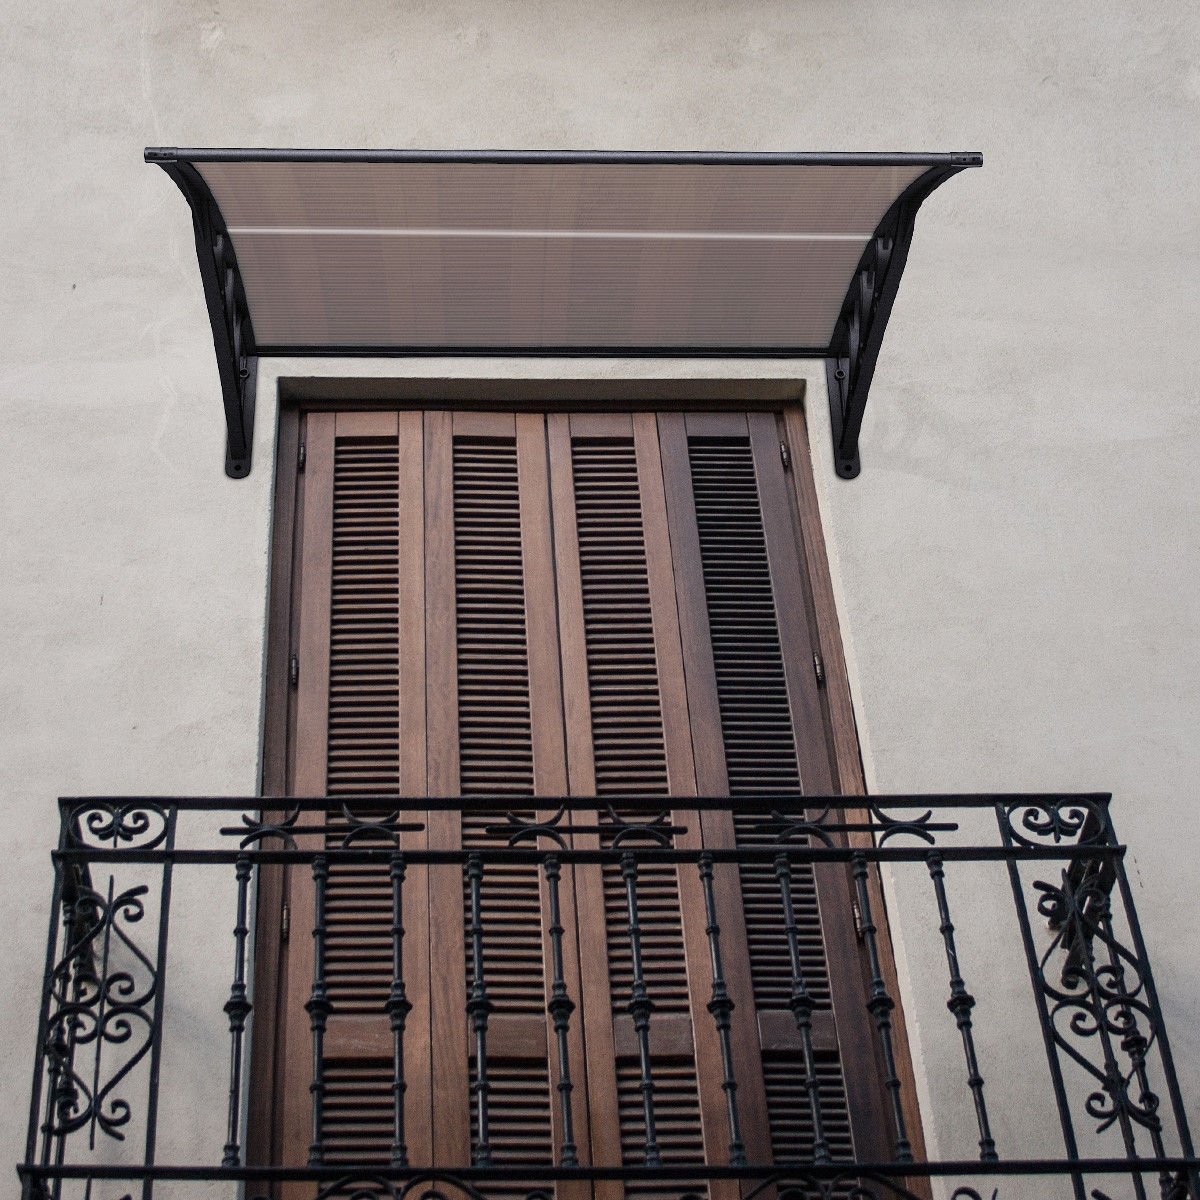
top-left (193, 160), bottom-right (928, 351)
top-left (147, 149), bottom-right (981, 476)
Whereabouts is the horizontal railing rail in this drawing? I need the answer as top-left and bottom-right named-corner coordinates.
top-left (18, 793), bottom-right (1200, 1200)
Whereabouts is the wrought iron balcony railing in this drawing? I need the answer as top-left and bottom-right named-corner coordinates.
top-left (17, 794), bottom-right (1200, 1200)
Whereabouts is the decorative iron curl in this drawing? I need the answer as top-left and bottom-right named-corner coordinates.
top-left (233, 804), bottom-right (303, 848)
top-left (487, 805), bottom-right (571, 849)
top-left (65, 801), bottom-right (172, 851)
top-left (331, 805), bottom-right (424, 848)
top-left (599, 802), bottom-right (677, 847)
top-left (866, 803), bottom-right (939, 846)
top-left (314, 1172), bottom-right (497, 1200)
top-left (230, 804), bottom-right (423, 849)
top-left (1004, 797), bottom-right (1109, 850)
top-left (1033, 869), bottom-right (1165, 1138)
top-left (753, 1174), bottom-right (992, 1200)
top-left (42, 882), bottom-right (157, 1145)
top-left (760, 805), bottom-right (837, 848)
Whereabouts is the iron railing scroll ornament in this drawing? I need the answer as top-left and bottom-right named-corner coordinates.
top-left (19, 793), bottom-right (1200, 1200)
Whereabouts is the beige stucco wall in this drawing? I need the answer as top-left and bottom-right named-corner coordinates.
top-left (3, 1), bottom-right (1198, 1194)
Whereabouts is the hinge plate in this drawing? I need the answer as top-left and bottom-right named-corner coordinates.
top-left (281, 901), bottom-right (290, 942)
top-left (780, 440), bottom-right (791, 470)
top-left (298, 441), bottom-right (306, 472)
top-left (289, 654), bottom-right (299, 689)
top-left (813, 651), bottom-right (826, 688)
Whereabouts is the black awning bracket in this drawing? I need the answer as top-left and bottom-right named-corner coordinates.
top-left (148, 151), bottom-right (258, 478)
top-left (825, 152), bottom-right (981, 479)
top-left (146, 148), bottom-right (981, 479)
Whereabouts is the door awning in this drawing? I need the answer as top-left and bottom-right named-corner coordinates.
top-left (147, 149), bottom-right (980, 478)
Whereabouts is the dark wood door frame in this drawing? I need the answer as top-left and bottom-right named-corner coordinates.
top-left (250, 383), bottom-right (929, 1176)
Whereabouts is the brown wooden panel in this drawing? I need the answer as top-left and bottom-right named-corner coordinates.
top-left (743, 411), bottom-right (831, 794)
top-left (249, 403), bottom-right (302, 1168)
top-left (423, 408), bottom-right (471, 1165)
top-left (397, 410), bottom-right (433, 1168)
top-left (778, 407), bottom-right (930, 1176)
top-left (569, 411), bottom-right (634, 439)
top-left (613, 1014), bottom-right (709, 1061)
top-left (756, 1010), bottom-right (839, 1056)
top-left (547, 412), bottom-right (622, 1193)
top-left (335, 409), bottom-right (400, 438)
top-left (516, 410), bottom-right (593, 1178)
top-left (279, 412), bottom-right (335, 1189)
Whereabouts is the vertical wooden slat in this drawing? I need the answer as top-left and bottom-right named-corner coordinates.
top-left (249, 403), bottom-right (301, 1168)
top-left (742, 412), bottom-right (832, 794)
top-left (279, 412), bottom-right (335, 1190)
top-left (778, 406), bottom-right (931, 1175)
top-left (398, 410), bottom-right (433, 1169)
top-left (516, 412), bottom-right (593, 1184)
top-left (424, 408), bottom-right (471, 1166)
top-left (547, 412), bottom-right (623, 1200)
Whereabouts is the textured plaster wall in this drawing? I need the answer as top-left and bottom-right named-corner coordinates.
top-left (2, 0), bottom-right (1198, 1191)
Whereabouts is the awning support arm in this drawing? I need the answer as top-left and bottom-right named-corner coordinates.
top-left (151, 154), bottom-right (258, 479)
top-left (825, 155), bottom-right (979, 479)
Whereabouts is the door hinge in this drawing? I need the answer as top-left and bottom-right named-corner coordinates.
top-left (780, 440), bottom-right (792, 470)
top-left (289, 653), bottom-right (299, 689)
top-left (281, 901), bottom-right (290, 943)
top-left (852, 902), bottom-right (865, 940)
top-left (813, 651), bottom-right (826, 688)
top-left (298, 441), bottom-right (307, 472)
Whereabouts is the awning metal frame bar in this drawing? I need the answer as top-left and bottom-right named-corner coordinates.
top-left (147, 148), bottom-right (981, 479)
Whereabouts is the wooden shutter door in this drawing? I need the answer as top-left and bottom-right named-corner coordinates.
top-left (273, 404), bottom-right (897, 1196)
top-left (423, 410), bottom-right (590, 1187)
top-left (279, 410), bottom-right (433, 1193)
top-left (657, 411), bottom-right (892, 1166)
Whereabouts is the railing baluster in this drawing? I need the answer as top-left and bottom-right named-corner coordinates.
top-left (221, 854), bottom-right (253, 1167)
top-left (466, 852), bottom-right (493, 1166)
top-left (926, 850), bottom-right (996, 1162)
top-left (543, 854), bottom-right (578, 1166)
top-left (305, 854), bottom-right (331, 1167)
top-left (386, 852), bottom-right (411, 1167)
top-left (698, 853), bottom-right (746, 1166)
top-left (621, 849), bottom-right (661, 1167)
top-left (775, 850), bottom-right (830, 1165)
top-left (851, 850), bottom-right (912, 1163)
